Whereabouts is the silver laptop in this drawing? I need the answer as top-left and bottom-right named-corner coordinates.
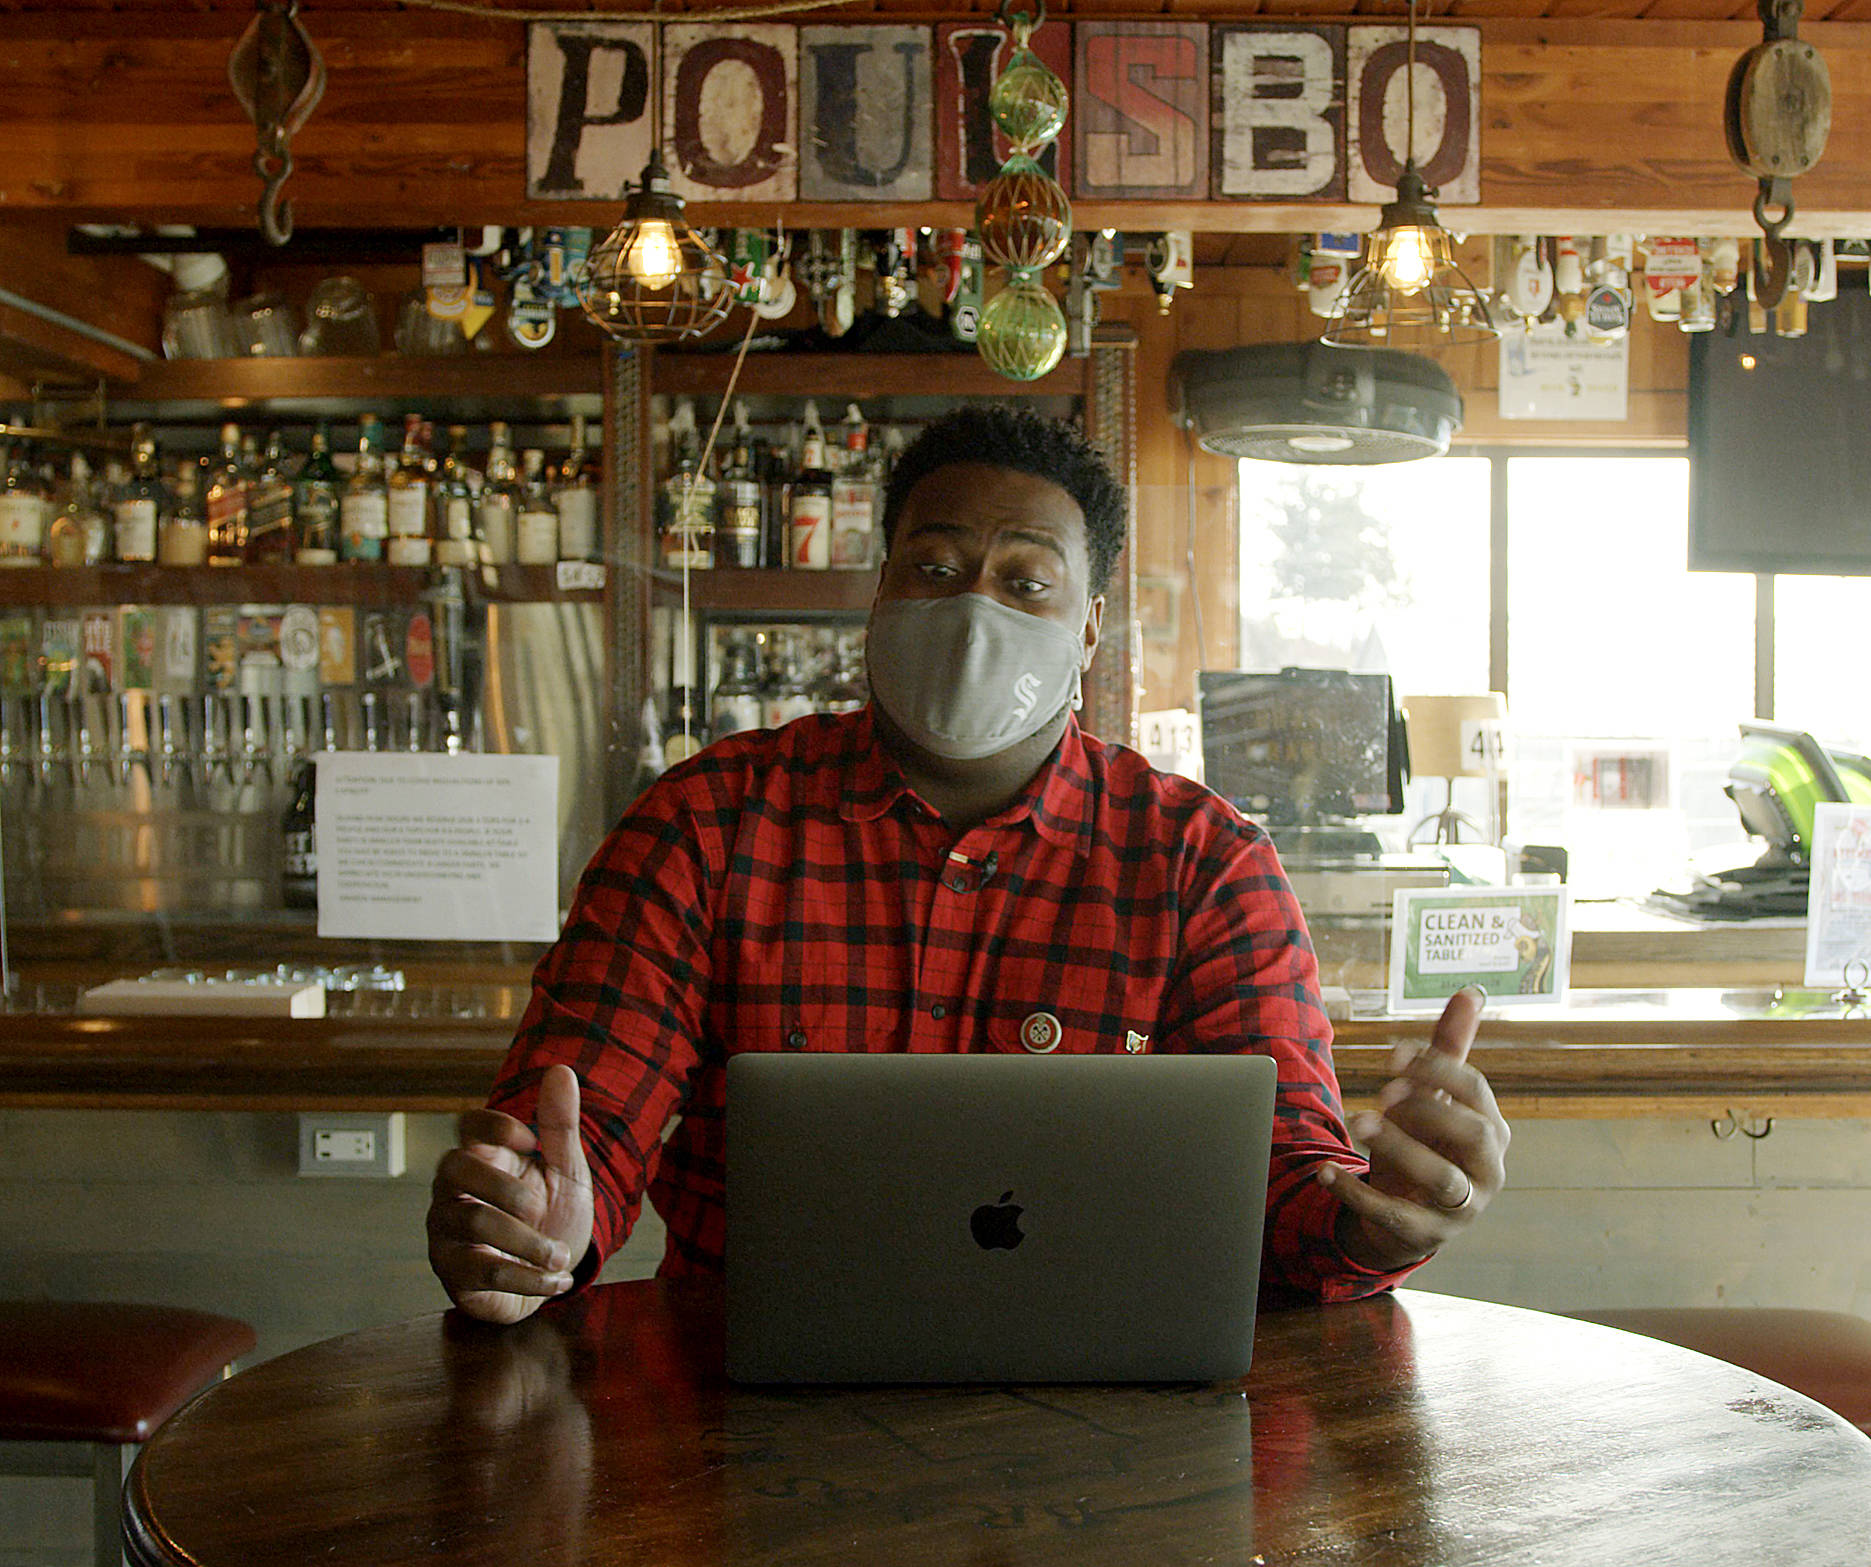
top-left (725, 1051), bottom-right (1277, 1384)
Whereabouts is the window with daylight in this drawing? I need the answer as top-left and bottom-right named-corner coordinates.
top-left (1239, 451), bottom-right (1783, 900)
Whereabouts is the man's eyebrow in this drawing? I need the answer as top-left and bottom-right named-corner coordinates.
top-left (903, 519), bottom-right (1071, 567)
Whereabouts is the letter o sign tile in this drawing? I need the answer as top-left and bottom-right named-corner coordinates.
top-left (1019, 1012), bottom-right (1063, 1053)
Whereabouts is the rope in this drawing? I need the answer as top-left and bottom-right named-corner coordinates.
top-left (393, 0), bottom-right (875, 23)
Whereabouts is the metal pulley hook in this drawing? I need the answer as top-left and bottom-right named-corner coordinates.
top-left (1753, 184), bottom-right (1796, 308)
top-left (1725, 0), bottom-right (1829, 309)
top-left (228, 0), bottom-right (326, 247)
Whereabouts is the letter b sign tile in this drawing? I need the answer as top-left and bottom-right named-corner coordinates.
top-left (1211, 26), bottom-right (1345, 201)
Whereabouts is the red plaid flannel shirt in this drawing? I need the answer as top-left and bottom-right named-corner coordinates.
top-left (488, 707), bottom-right (1416, 1303)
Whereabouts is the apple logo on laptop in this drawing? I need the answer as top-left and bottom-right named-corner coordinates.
top-left (970, 1191), bottom-right (1025, 1250)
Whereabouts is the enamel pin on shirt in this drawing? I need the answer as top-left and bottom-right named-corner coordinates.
top-left (1020, 1012), bottom-right (1063, 1053)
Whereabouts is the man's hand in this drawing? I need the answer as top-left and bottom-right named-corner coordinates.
top-left (427, 1064), bottom-right (595, 1325)
top-left (1318, 985), bottom-right (1510, 1272)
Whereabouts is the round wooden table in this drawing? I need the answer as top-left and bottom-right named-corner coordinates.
top-left (124, 1283), bottom-right (1871, 1566)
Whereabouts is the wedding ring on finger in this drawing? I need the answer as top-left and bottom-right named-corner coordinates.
top-left (1433, 1171), bottom-right (1476, 1213)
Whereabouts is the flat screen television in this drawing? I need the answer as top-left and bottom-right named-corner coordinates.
top-left (1688, 274), bottom-right (1871, 576)
top-left (1197, 668), bottom-right (1405, 826)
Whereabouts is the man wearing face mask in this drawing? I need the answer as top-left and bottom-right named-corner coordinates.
top-left (428, 406), bottom-right (1510, 1326)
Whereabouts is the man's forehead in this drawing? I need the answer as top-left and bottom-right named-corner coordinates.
top-left (901, 463), bottom-right (1086, 546)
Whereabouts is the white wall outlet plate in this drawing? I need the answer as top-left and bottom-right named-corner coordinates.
top-left (297, 1113), bottom-right (406, 1179)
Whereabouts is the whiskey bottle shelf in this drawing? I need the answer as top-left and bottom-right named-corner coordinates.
top-left (0, 563), bottom-right (605, 608)
top-left (650, 567), bottom-right (877, 615)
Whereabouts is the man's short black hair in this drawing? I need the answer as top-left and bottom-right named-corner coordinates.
top-left (881, 406), bottom-right (1127, 595)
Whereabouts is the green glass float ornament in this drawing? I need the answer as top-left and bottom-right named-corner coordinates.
top-left (975, 152), bottom-right (1073, 272)
top-left (976, 268), bottom-right (1067, 382)
top-left (988, 16), bottom-right (1069, 154)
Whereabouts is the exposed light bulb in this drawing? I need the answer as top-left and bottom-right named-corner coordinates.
top-left (1380, 226), bottom-right (1435, 293)
top-left (624, 219), bottom-right (683, 290)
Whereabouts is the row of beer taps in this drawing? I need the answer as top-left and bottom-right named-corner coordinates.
top-left (0, 687), bottom-right (474, 792)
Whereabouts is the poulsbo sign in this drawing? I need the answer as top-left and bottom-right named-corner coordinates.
top-left (525, 20), bottom-right (1480, 208)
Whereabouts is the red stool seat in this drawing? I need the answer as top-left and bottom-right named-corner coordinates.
top-left (0, 1301), bottom-right (257, 1446)
top-left (1568, 1307), bottom-right (1871, 1434)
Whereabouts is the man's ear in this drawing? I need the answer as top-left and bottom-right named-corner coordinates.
top-left (1081, 594), bottom-right (1106, 667)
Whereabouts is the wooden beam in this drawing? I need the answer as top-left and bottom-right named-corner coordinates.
top-left (1, 13), bottom-right (1869, 232)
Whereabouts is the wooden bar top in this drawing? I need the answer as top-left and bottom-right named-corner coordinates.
top-left (4, 987), bottom-right (1871, 1117)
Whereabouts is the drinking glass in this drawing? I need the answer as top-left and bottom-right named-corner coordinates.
top-left (298, 277), bottom-right (381, 356)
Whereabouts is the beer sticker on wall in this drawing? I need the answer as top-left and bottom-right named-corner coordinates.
top-left (1389, 885), bottom-right (1571, 1012)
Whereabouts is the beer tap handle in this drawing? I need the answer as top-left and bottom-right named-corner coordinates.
top-left (404, 690), bottom-right (428, 754)
top-left (35, 691), bottom-right (61, 787)
top-left (359, 691), bottom-right (383, 754)
top-left (200, 692), bottom-right (231, 784)
top-left (320, 689), bottom-right (344, 753)
top-left (239, 693), bottom-right (272, 784)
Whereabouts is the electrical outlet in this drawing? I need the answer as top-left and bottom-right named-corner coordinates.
top-left (297, 1113), bottom-right (406, 1179)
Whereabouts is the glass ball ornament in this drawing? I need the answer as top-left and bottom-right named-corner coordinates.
top-left (989, 44), bottom-right (1069, 153)
top-left (976, 270), bottom-right (1067, 382)
top-left (975, 154), bottom-right (1073, 272)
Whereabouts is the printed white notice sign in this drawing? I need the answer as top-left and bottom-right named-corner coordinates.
top-left (315, 752), bottom-right (561, 942)
top-left (1804, 803), bottom-right (1871, 988)
top-left (1497, 328), bottom-right (1629, 421)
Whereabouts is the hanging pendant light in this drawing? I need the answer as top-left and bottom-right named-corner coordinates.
top-left (576, 146), bottom-right (734, 345)
top-left (1321, 0), bottom-right (1497, 350)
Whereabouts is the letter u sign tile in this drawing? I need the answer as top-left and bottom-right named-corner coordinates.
top-left (799, 26), bottom-right (933, 202)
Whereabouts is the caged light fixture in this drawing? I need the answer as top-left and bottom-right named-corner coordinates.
top-left (1320, 0), bottom-right (1497, 350)
top-left (575, 50), bottom-right (734, 346)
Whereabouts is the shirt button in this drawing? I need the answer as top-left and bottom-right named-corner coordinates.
top-left (931, 1003), bottom-right (947, 1019)
top-left (786, 1027), bottom-right (808, 1050)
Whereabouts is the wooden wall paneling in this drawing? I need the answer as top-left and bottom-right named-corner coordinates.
top-left (12, 14), bottom-right (1867, 231)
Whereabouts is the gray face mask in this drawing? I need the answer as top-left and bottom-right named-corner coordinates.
top-left (866, 593), bottom-right (1086, 761)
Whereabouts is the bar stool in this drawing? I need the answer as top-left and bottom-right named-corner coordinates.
top-left (1567, 1307), bottom-right (1871, 1434)
top-left (0, 1300), bottom-right (257, 1567)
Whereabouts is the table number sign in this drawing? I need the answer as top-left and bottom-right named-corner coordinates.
top-left (1388, 885), bottom-right (1571, 1013)
top-left (1803, 802), bottom-right (1871, 988)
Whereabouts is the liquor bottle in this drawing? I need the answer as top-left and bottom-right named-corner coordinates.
top-left (476, 422), bottom-right (520, 565)
top-left (830, 402), bottom-right (877, 570)
top-left (47, 453), bottom-right (109, 567)
top-left (386, 413), bottom-right (435, 567)
top-left (281, 754), bottom-right (318, 910)
top-left (758, 438), bottom-right (788, 570)
top-left (657, 408), bottom-right (714, 570)
top-left (159, 458), bottom-right (208, 566)
top-left (204, 421), bottom-right (251, 566)
top-left (0, 441), bottom-right (49, 566)
top-left (710, 633), bottom-right (767, 739)
top-left (714, 404), bottom-right (763, 570)
top-left (515, 448), bottom-right (559, 565)
top-left (788, 401), bottom-right (832, 570)
top-left (111, 424), bottom-right (169, 563)
top-left (551, 414), bottom-right (599, 563)
top-left (246, 430), bottom-right (297, 563)
top-left (294, 422), bottom-right (342, 564)
top-left (765, 631), bottom-right (817, 726)
top-left (340, 415), bottom-right (389, 562)
top-left (433, 425), bottom-right (479, 567)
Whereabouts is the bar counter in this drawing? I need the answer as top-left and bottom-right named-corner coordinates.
top-left (5, 987), bottom-right (1870, 1118)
